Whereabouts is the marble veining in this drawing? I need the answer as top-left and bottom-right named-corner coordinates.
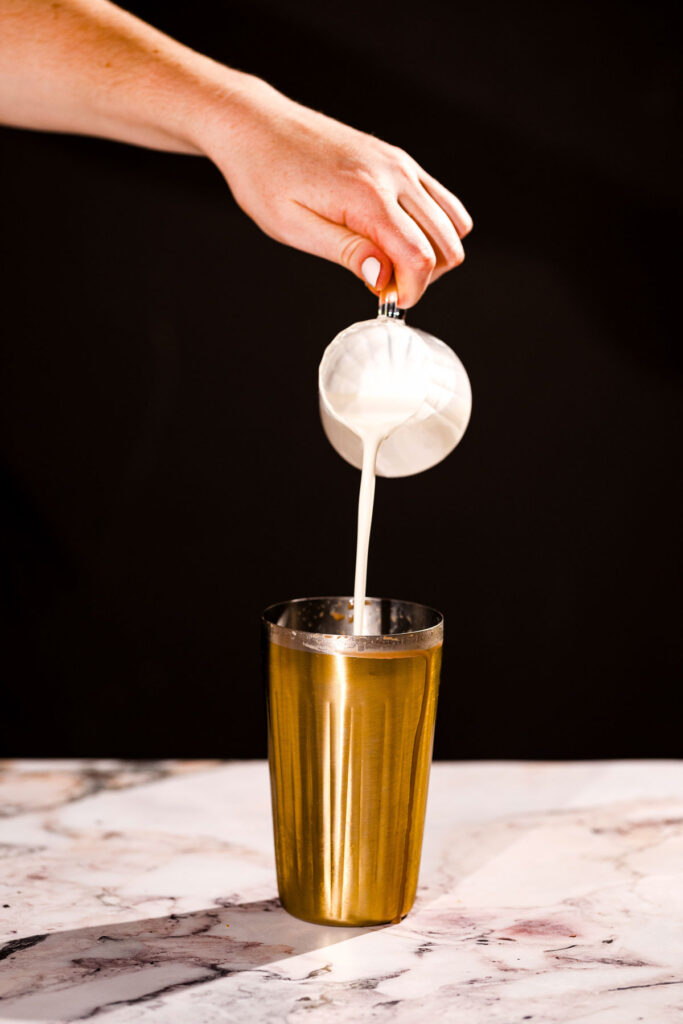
top-left (0, 759), bottom-right (682, 1022)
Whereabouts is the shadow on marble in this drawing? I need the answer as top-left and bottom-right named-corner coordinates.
top-left (0, 897), bottom-right (383, 1021)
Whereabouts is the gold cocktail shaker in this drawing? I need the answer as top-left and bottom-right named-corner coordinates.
top-left (263, 596), bottom-right (443, 927)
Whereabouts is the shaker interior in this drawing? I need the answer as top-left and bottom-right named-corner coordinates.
top-left (265, 596), bottom-right (442, 638)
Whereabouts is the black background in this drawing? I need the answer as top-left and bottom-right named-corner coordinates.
top-left (1, 0), bottom-right (680, 758)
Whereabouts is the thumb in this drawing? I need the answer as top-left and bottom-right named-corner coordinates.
top-left (335, 228), bottom-right (394, 295)
top-left (286, 208), bottom-right (393, 294)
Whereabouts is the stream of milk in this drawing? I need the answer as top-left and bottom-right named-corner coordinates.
top-left (327, 395), bottom-right (423, 634)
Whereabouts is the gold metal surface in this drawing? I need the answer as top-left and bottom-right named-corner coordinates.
top-left (266, 641), bottom-right (442, 926)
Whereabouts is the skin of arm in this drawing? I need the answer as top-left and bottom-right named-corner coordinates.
top-left (0, 0), bottom-right (473, 308)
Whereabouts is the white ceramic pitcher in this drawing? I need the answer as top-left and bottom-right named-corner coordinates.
top-left (319, 285), bottom-right (472, 477)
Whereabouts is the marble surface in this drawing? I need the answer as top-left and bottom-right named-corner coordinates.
top-left (0, 760), bottom-right (682, 1023)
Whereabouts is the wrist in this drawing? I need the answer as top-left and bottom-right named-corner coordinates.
top-left (179, 63), bottom-right (277, 162)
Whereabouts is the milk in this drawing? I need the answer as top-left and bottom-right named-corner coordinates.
top-left (319, 313), bottom-right (472, 636)
top-left (328, 394), bottom-right (423, 634)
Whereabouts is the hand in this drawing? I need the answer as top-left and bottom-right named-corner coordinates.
top-left (199, 78), bottom-right (473, 309)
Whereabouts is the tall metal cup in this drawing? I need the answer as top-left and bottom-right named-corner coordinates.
top-left (262, 597), bottom-right (443, 927)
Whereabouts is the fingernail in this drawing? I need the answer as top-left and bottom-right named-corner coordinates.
top-left (361, 256), bottom-right (381, 288)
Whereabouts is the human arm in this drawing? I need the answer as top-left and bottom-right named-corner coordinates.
top-left (0, 0), bottom-right (473, 307)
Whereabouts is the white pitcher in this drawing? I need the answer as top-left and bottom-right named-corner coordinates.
top-left (319, 286), bottom-right (472, 477)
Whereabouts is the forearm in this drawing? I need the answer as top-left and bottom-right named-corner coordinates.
top-left (0, 0), bottom-right (252, 154)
